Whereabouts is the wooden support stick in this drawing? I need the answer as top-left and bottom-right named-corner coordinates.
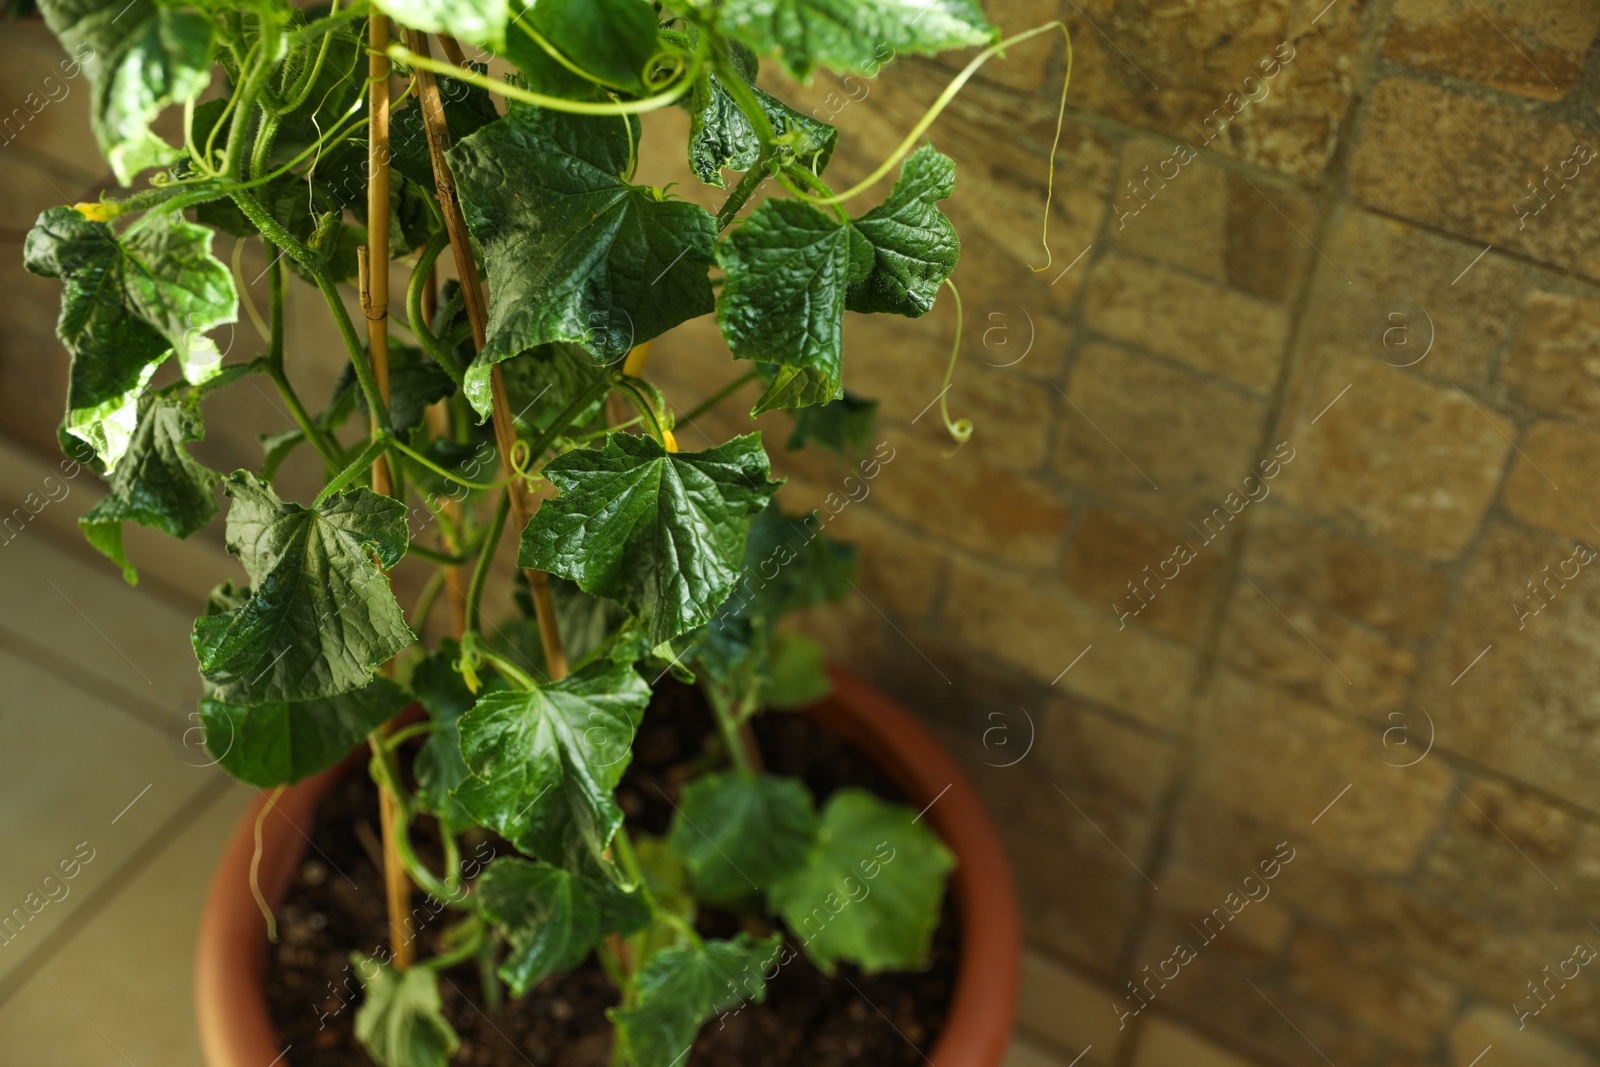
top-left (406, 28), bottom-right (569, 681)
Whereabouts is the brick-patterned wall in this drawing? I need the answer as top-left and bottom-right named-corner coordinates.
top-left (6, 2), bottom-right (1600, 1065)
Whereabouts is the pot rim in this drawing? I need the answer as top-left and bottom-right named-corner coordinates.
top-left (195, 666), bottom-right (1019, 1066)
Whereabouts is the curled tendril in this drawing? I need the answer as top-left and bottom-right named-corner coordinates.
top-left (509, 439), bottom-right (537, 482)
top-left (938, 278), bottom-right (973, 456)
top-left (388, 36), bottom-right (706, 116)
top-left (785, 21), bottom-right (1072, 274)
top-left (643, 40), bottom-right (692, 91)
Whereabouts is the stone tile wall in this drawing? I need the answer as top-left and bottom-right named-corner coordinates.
top-left (6, 1), bottom-right (1600, 1064)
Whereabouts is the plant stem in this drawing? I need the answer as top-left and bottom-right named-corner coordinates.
top-left (407, 542), bottom-right (475, 566)
top-left (410, 566), bottom-right (446, 633)
top-left (314, 435), bottom-right (388, 505)
top-left (406, 230), bottom-right (464, 385)
top-left (680, 369), bottom-right (757, 429)
top-left (406, 27), bottom-right (573, 680)
top-left (387, 430), bottom-right (505, 490)
top-left (706, 684), bottom-right (755, 776)
top-left (715, 154), bottom-right (774, 230)
top-left (231, 189), bottom-right (394, 435)
top-left (264, 259), bottom-right (341, 468)
top-left (466, 490), bottom-right (511, 635)
top-left (424, 915), bottom-right (486, 973)
top-left (222, 20), bottom-right (282, 180)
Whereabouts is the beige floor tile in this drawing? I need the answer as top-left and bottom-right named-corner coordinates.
top-left (1007, 1034), bottom-right (1072, 1067)
top-left (0, 782), bottom-right (252, 1065)
top-left (1019, 948), bottom-right (1125, 1062)
top-left (0, 648), bottom-right (222, 982)
top-left (1132, 1016), bottom-right (1264, 1067)
top-left (0, 530), bottom-right (206, 716)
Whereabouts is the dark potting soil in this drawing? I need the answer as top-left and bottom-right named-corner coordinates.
top-left (263, 680), bottom-right (960, 1067)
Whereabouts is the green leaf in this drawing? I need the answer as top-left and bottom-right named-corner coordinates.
top-left (524, 0), bottom-right (659, 93)
top-left (79, 391), bottom-right (218, 584)
top-left (751, 365), bottom-right (840, 417)
top-left (191, 473), bottom-right (413, 704)
top-left (763, 631), bottom-right (831, 709)
top-left (687, 48), bottom-right (837, 187)
top-left (668, 771), bottom-right (818, 903)
top-left (351, 955), bottom-right (460, 1067)
top-left (412, 640), bottom-right (502, 834)
top-left (476, 856), bottom-right (651, 995)
top-left (518, 432), bottom-right (782, 645)
top-left (610, 932), bottom-right (784, 1067)
top-left (453, 658), bottom-right (650, 865)
top-left (38, 0), bottom-right (213, 183)
top-left (785, 390), bottom-right (878, 459)
top-left (449, 104), bottom-right (717, 417)
top-left (718, 0), bottom-right (996, 82)
top-left (740, 498), bottom-right (857, 620)
top-left (847, 145), bottom-right (960, 316)
top-left (770, 788), bottom-right (955, 973)
top-left (198, 675), bottom-right (411, 788)
top-left (376, 0), bottom-right (506, 48)
top-left (716, 199), bottom-right (870, 414)
top-left (24, 207), bottom-right (237, 467)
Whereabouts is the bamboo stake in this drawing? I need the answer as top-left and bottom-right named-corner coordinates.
top-left (407, 28), bottom-right (569, 681)
top-left (363, 13), bottom-right (413, 970)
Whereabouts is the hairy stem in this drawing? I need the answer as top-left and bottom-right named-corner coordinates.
top-left (715, 154), bottom-right (775, 230)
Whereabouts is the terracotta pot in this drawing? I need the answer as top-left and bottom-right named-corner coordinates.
top-left (196, 667), bottom-right (1020, 1066)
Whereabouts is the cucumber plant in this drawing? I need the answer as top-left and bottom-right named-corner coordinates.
top-left (22, 0), bottom-right (1065, 1063)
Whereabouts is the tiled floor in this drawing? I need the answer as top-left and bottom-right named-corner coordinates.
top-left (0, 435), bottom-right (1253, 1066)
top-left (0, 437), bottom-right (255, 1065)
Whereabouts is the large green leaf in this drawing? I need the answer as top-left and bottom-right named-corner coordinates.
top-left (191, 474), bottom-right (413, 704)
top-left (717, 0), bottom-right (995, 81)
top-left (770, 788), bottom-right (955, 972)
top-left (79, 391), bottom-right (218, 584)
top-left (518, 432), bottom-right (782, 645)
top-left (523, 0), bottom-right (659, 93)
top-left (610, 932), bottom-right (784, 1067)
top-left (24, 207), bottom-right (237, 467)
top-left (198, 675), bottom-right (410, 788)
top-left (375, 0), bottom-right (506, 48)
top-left (37, 0), bottom-right (213, 183)
top-left (449, 104), bottom-right (716, 417)
top-left (668, 771), bottom-right (818, 904)
top-left (687, 46), bottom-right (837, 188)
top-left (847, 145), bottom-right (960, 316)
top-left (351, 955), bottom-right (460, 1067)
top-left (453, 658), bottom-right (650, 864)
top-left (716, 199), bottom-right (870, 414)
top-left (476, 857), bottom-right (652, 995)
